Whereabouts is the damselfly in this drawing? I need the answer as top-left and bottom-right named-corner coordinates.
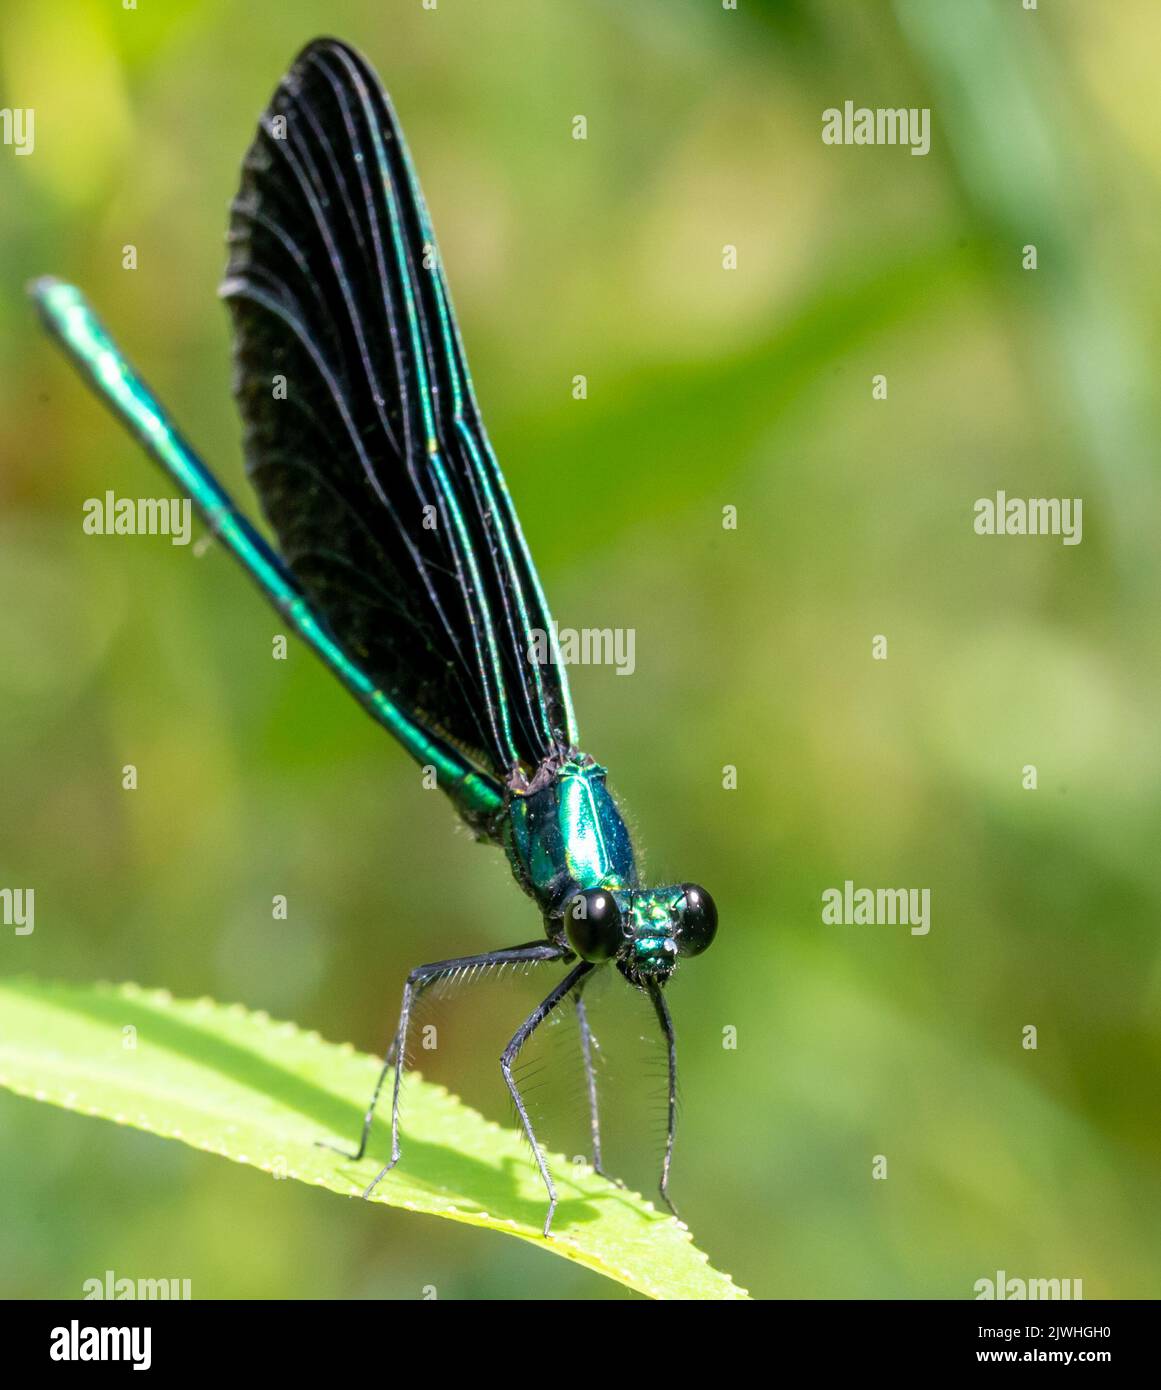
top-left (31, 37), bottom-right (718, 1237)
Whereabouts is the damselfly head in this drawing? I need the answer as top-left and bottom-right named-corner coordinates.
top-left (563, 883), bottom-right (718, 987)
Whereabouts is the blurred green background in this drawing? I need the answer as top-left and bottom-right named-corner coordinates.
top-left (2, 0), bottom-right (1160, 1300)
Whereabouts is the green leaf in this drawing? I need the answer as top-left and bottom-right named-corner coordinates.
top-left (0, 977), bottom-right (747, 1300)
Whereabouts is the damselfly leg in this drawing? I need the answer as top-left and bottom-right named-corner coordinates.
top-left (318, 942), bottom-right (566, 1174)
top-left (501, 960), bottom-right (594, 1237)
top-left (647, 980), bottom-right (679, 1218)
top-left (574, 975), bottom-right (606, 1178)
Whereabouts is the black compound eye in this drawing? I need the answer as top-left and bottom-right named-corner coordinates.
top-left (675, 884), bottom-right (717, 957)
top-left (564, 889), bottom-right (624, 962)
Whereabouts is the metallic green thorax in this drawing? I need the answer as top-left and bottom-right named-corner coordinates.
top-left (504, 755), bottom-right (637, 909)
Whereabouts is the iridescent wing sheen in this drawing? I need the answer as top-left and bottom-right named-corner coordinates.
top-left (220, 37), bottom-right (577, 783)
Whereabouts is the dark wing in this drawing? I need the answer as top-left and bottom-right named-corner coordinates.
top-left (220, 37), bottom-right (578, 782)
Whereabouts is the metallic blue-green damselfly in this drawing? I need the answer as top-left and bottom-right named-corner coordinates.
top-left (31, 37), bottom-right (717, 1237)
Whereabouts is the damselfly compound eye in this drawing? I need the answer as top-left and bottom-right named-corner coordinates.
top-left (675, 884), bottom-right (717, 957)
top-left (564, 889), bottom-right (624, 962)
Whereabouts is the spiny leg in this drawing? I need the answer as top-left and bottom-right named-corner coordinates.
top-left (647, 980), bottom-right (679, 1217)
top-left (318, 942), bottom-right (565, 1188)
top-left (574, 974), bottom-right (606, 1177)
top-left (366, 942), bottom-right (570, 1197)
top-left (502, 960), bottom-right (594, 1237)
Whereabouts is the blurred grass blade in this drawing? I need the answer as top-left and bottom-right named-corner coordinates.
top-left (0, 977), bottom-right (747, 1300)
